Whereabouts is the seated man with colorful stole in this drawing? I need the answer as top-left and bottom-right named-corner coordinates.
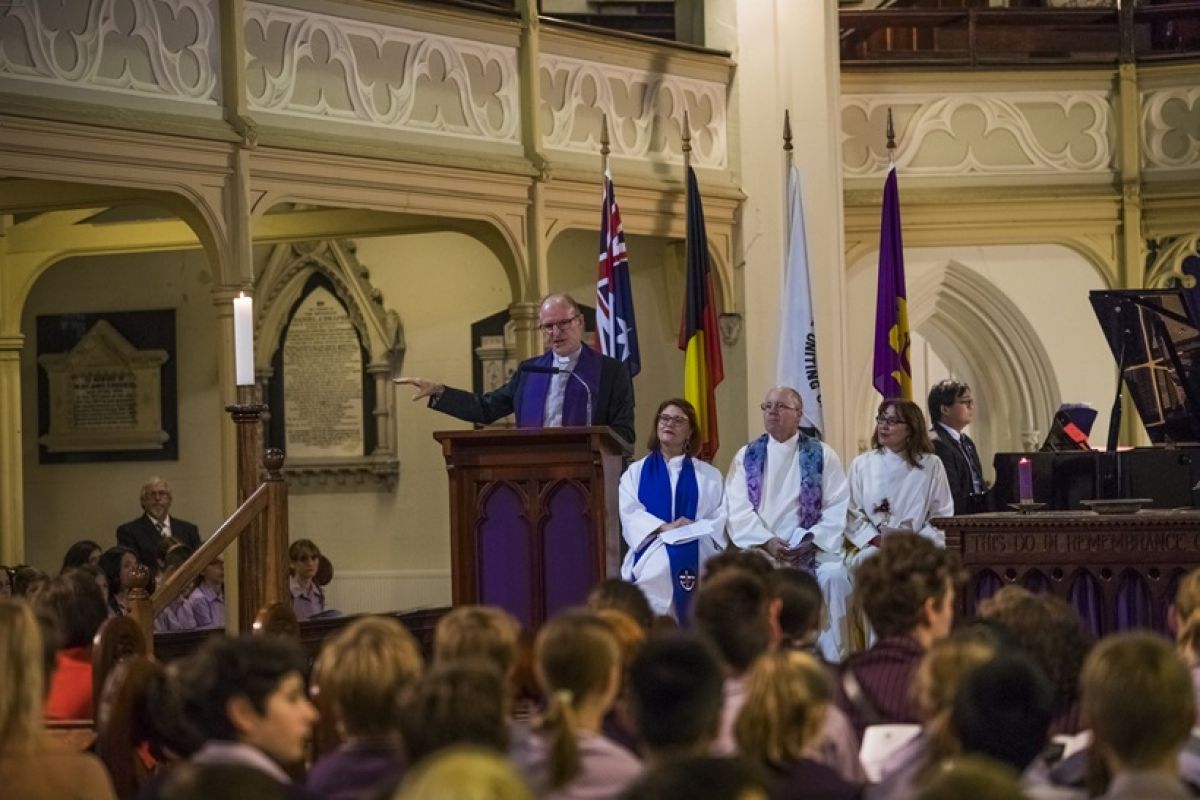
top-left (619, 397), bottom-right (728, 621)
top-left (724, 386), bottom-right (852, 661)
top-left (394, 293), bottom-right (635, 444)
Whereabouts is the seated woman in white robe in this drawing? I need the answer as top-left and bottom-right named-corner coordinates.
top-left (619, 397), bottom-right (728, 620)
top-left (845, 399), bottom-right (953, 571)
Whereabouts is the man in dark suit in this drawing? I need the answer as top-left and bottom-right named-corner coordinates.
top-left (395, 293), bottom-right (635, 443)
top-left (928, 379), bottom-right (990, 514)
top-left (116, 477), bottom-right (201, 573)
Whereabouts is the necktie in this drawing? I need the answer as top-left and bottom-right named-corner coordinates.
top-left (959, 435), bottom-right (985, 492)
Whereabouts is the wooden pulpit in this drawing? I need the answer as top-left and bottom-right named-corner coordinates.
top-left (434, 426), bottom-right (632, 628)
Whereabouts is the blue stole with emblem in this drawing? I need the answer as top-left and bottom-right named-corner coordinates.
top-left (636, 450), bottom-right (700, 624)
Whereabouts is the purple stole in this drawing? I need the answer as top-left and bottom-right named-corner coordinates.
top-left (514, 346), bottom-right (603, 429)
top-left (744, 433), bottom-right (825, 569)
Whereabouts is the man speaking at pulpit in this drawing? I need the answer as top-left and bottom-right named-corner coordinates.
top-left (395, 293), bottom-right (636, 443)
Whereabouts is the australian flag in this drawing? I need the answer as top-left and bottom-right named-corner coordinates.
top-left (596, 169), bottom-right (641, 376)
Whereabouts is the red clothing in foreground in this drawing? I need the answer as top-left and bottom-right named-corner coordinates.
top-left (44, 646), bottom-right (94, 721)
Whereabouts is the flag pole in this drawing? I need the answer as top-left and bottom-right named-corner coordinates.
top-left (682, 108), bottom-right (691, 270)
top-left (885, 107), bottom-right (896, 168)
top-left (601, 112), bottom-right (610, 177)
top-left (783, 109), bottom-right (793, 265)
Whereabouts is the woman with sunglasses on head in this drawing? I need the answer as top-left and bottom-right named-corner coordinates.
top-left (844, 399), bottom-right (953, 570)
top-left (618, 397), bottom-right (728, 622)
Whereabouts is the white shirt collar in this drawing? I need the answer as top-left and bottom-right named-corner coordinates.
top-left (147, 513), bottom-right (172, 532)
top-left (937, 421), bottom-right (963, 443)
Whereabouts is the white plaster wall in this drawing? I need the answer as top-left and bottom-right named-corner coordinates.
top-left (20, 249), bottom-right (224, 572)
top-left (846, 243), bottom-right (1117, 480)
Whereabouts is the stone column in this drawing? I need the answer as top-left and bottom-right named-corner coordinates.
top-left (509, 301), bottom-right (541, 362)
top-left (0, 334), bottom-right (24, 565)
top-left (705, 0), bottom-right (851, 454)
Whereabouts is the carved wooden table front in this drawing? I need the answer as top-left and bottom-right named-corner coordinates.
top-left (937, 511), bottom-right (1200, 636)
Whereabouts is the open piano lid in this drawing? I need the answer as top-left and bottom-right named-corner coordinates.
top-left (1090, 289), bottom-right (1200, 445)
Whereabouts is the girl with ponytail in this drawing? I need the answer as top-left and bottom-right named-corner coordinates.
top-left (513, 611), bottom-right (641, 799)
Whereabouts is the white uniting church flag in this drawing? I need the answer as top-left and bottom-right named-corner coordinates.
top-left (776, 164), bottom-right (823, 435)
top-left (595, 168), bottom-right (641, 375)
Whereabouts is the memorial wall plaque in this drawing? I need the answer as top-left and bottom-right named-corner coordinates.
top-left (283, 287), bottom-right (365, 459)
top-left (37, 311), bottom-right (177, 463)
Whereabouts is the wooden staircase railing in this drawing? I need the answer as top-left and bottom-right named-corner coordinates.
top-left (127, 389), bottom-right (290, 653)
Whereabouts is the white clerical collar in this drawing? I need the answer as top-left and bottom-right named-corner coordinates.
top-left (937, 421), bottom-right (964, 443)
top-left (554, 346), bottom-right (582, 370)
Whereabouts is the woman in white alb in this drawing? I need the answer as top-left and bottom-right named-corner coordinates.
top-left (619, 397), bottom-right (728, 620)
top-left (845, 399), bottom-right (953, 570)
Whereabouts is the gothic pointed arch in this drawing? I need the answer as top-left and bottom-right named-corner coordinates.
top-left (255, 239), bottom-right (405, 490)
top-left (850, 260), bottom-right (1060, 463)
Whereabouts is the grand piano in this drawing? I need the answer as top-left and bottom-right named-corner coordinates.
top-left (993, 288), bottom-right (1200, 510)
top-left (943, 289), bottom-right (1200, 636)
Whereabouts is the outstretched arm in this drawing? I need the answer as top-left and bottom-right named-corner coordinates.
top-left (394, 377), bottom-right (445, 402)
top-left (394, 375), bottom-right (519, 425)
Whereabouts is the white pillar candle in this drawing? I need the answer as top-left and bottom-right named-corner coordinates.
top-left (233, 292), bottom-right (255, 386)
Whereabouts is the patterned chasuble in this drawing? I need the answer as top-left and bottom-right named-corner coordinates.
top-left (744, 433), bottom-right (824, 567)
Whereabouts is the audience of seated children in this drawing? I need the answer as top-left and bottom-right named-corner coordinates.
top-left (99, 545), bottom-right (142, 617)
top-left (306, 616), bottom-right (425, 800)
top-left (867, 632), bottom-right (998, 800)
top-left (399, 659), bottom-right (512, 767)
top-left (593, 608), bottom-right (647, 755)
top-left (693, 567), bottom-right (776, 757)
top-left (587, 578), bottom-right (655, 633)
top-left (950, 652), bottom-right (1071, 800)
top-left (289, 539), bottom-right (326, 621)
top-left (1080, 632), bottom-right (1195, 800)
top-left (185, 557), bottom-right (225, 629)
top-left (34, 570), bottom-right (108, 720)
top-left (74, 563), bottom-right (110, 607)
top-left (770, 568), bottom-right (826, 657)
top-left (167, 635), bottom-right (318, 799)
top-left (61, 540), bottom-right (103, 573)
top-left (153, 544), bottom-right (197, 633)
top-left (0, 600), bottom-right (117, 800)
top-left (13, 564), bottom-right (49, 598)
top-left (433, 604), bottom-right (526, 719)
top-left (836, 533), bottom-right (959, 738)
top-left (694, 566), bottom-right (864, 785)
top-left (512, 610), bottom-right (642, 799)
top-left (394, 746), bottom-right (534, 800)
top-left (157, 763), bottom-right (286, 800)
top-left (914, 756), bottom-right (1028, 800)
top-left (626, 633), bottom-right (725, 764)
top-left (979, 586), bottom-right (1092, 735)
top-left (736, 649), bottom-right (860, 800)
top-left (622, 756), bottom-right (770, 800)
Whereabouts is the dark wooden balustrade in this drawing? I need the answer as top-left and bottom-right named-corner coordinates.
top-left (841, 1), bottom-right (1200, 66)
